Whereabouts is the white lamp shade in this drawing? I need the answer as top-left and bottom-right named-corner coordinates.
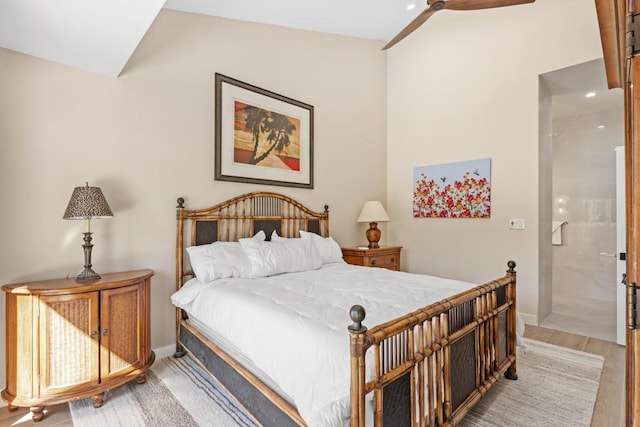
top-left (357, 201), bottom-right (390, 223)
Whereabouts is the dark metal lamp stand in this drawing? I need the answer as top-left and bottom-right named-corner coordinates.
top-left (76, 232), bottom-right (100, 281)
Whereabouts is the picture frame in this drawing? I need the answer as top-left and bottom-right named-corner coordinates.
top-left (413, 158), bottom-right (491, 218)
top-left (215, 73), bottom-right (314, 189)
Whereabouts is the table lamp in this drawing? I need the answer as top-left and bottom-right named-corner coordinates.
top-left (63, 183), bottom-right (114, 281)
top-left (357, 200), bottom-right (390, 249)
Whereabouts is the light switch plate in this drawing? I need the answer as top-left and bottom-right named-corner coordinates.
top-left (509, 219), bottom-right (525, 230)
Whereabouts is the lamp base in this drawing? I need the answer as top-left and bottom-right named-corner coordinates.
top-left (366, 222), bottom-right (381, 249)
top-left (76, 232), bottom-right (101, 281)
top-left (76, 268), bottom-right (101, 281)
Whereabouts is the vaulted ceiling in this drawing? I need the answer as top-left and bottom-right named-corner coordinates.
top-left (0, 0), bottom-right (421, 77)
top-left (0, 1), bottom-right (621, 118)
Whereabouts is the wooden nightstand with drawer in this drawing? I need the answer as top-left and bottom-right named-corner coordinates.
top-left (341, 246), bottom-right (402, 271)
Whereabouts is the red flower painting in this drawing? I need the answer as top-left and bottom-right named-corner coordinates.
top-left (413, 159), bottom-right (491, 218)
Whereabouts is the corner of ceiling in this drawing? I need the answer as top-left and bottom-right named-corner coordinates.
top-left (0, 0), bottom-right (166, 77)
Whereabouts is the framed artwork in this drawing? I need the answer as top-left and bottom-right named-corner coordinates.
top-left (413, 158), bottom-right (491, 218)
top-left (215, 73), bottom-right (314, 188)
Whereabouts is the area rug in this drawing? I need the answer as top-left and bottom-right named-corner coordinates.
top-left (70, 355), bottom-right (257, 427)
top-left (70, 338), bottom-right (603, 427)
top-left (459, 339), bottom-right (604, 427)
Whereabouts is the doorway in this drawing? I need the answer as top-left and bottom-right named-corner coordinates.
top-left (539, 59), bottom-right (623, 343)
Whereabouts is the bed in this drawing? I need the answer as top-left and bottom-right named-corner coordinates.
top-left (172, 192), bottom-right (518, 427)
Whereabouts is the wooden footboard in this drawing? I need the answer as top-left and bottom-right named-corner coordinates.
top-left (348, 261), bottom-right (518, 427)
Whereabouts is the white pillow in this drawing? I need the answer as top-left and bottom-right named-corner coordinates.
top-left (299, 230), bottom-right (344, 264)
top-left (270, 230), bottom-right (287, 241)
top-left (239, 234), bottom-right (322, 277)
top-left (270, 230), bottom-right (301, 241)
top-left (186, 230), bottom-right (265, 282)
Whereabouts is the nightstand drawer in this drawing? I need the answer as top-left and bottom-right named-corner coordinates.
top-left (341, 246), bottom-right (402, 271)
top-left (363, 253), bottom-right (398, 269)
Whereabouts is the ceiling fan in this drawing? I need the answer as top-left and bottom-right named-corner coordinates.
top-left (382, 0), bottom-right (535, 50)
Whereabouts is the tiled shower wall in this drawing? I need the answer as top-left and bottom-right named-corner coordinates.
top-left (552, 109), bottom-right (623, 304)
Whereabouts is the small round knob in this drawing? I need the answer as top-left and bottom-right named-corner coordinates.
top-left (102, 328), bottom-right (109, 336)
top-left (348, 305), bottom-right (367, 333)
top-left (371, 260), bottom-right (377, 266)
top-left (91, 330), bottom-right (98, 336)
top-left (390, 257), bottom-right (395, 262)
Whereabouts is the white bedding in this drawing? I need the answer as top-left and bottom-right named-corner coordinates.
top-left (171, 263), bottom-right (478, 427)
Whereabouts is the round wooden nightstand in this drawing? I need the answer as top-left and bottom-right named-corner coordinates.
top-left (2, 270), bottom-right (155, 422)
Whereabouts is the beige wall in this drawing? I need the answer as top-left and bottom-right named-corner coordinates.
top-left (386, 0), bottom-right (603, 322)
top-left (0, 10), bottom-right (387, 387)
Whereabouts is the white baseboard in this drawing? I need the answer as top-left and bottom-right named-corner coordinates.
top-left (519, 312), bottom-right (538, 326)
top-left (153, 344), bottom-right (176, 360)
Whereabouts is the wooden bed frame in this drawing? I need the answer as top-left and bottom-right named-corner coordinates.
top-left (174, 192), bottom-right (518, 427)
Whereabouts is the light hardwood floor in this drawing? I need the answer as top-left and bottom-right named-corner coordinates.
top-left (0, 325), bottom-right (626, 427)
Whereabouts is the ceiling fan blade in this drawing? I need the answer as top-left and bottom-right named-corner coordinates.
top-left (446, 0), bottom-right (535, 11)
top-left (382, 7), bottom-right (438, 50)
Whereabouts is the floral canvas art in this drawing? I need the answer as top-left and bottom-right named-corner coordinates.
top-left (413, 158), bottom-right (491, 218)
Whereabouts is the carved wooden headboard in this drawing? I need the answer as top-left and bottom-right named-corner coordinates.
top-left (175, 191), bottom-right (330, 290)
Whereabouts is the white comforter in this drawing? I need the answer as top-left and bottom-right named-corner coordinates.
top-left (171, 263), bottom-right (477, 427)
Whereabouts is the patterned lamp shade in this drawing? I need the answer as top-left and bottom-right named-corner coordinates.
top-left (63, 183), bottom-right (113, 220)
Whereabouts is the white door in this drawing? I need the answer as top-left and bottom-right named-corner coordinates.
top-left (615, 146), bottom-right (626, 346)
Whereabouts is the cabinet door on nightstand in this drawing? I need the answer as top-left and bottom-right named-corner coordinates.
top-left (100, 283), bottom-right (145, 380)
top-left (39, 292), bottom-right (100, 396)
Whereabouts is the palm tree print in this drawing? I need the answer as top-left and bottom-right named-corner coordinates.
top-left (238, 103), bottom-right (298, 167)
